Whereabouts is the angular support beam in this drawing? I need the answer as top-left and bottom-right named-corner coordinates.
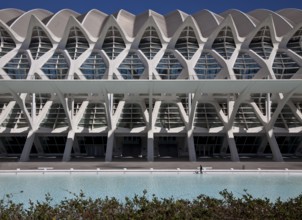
top-left (62, 130), bottom-right (75, 162)
top-left (266, 129), bottom-right (283, 162)
top-left (105, 129), bottom-right (115, 162)
top-left (268, 87), bottom-right (298, 129)
top-left (73, 136), bottom-right (81, 155)
top-left (20, 130), bottom-right (36, 162)
top-left (9, 92), bottom-right (34, 129)
top-left (55, 89), bottom-right (74, 130)
top-left (34, 136), bottom-right (44, 155)
top-left (226, 130), bottom-right (240, 161)
top-left (257, 136), bottom-right (268, 155)
top-left (220, 135), bottom-right (229, 156)
top-left (147, 130), bottom-right (154, 161)
top-left (187, 129), bottom-right (196, 161)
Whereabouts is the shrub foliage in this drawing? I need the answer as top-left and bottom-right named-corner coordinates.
top-left (1, 190), bottom-right (302, 219)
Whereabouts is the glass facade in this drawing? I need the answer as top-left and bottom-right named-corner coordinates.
top-left (102, 26), bottom-right (125, 59)
top-left (175, 27), bottom-right (199, 60)
top-left (212, 27), bottom-right (236, 59)
top-left (194, 53), bottom-right (221, 79)
top-left (42, 52), bottom-right (69, 79)
top-left (249, 26), bottom-right (273, 59)
top-left (118, 52), bottom-right (145, 79)
top-left (156, 52), bottom-right (182, 79)
top-left (139, 26), bottom-right (162, 59)
top-left (3, 53), bottom-right (30, 79)
top-left (80, 52), bottom-right (106, 79)
top-left (233, 53), bottom-right (260, 79)
top-left (273, 52), bottom-right (300, 79)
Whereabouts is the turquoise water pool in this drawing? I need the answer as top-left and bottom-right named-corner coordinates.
top-left (0, 172), bottom-right (301, 206)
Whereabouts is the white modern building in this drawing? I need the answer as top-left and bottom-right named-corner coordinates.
top-left (0, 8), bottom-right (301, 162)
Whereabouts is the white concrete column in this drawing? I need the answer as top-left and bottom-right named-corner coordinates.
top-left (266, 129), bottom-right (283, 162)
top-left (147, 130), bottom-right (154, 161)
top-left (20, 130), bottom-right (36, 162)
top-left (187, 129), bottom-right (196, 161)
top-left (0, 140), bottom-right (7, 155)
top-left (257, 137), bottom-right (268, 155)
top-left (73, 136), bottom-right (81, 155)
top-left (62, 130), bottom-right (75, 162)
top-left (226, 130), bottom-right (240, 161)
top-left (33, 136), bottom-right (44, 155)
top-left (105, 129), bottom-right (115, 162)
top-left (220, 136), bottom-right (229, 156)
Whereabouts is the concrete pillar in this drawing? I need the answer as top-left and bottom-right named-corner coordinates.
top-left (20, 130), bottom-right (36, 162)
top-left (187, 129), bottom-right (196, 161)
top-left (257, 136), bottom-right (268, 155)
top-left (220, 136), bottom-right (229, 156)
top-left (147, 130), bottom-right (154, 161)
top-left (62, 130), bottom-right (75, 162)
top-left (105, 129), bottom-right (115, 162)
top-left (266, 129), bottom-right (283, 162)
top-left (33, 136), bottom-right (44, 155)
top-left (226, 130), bottom-right (240, 161)
top-left (73, 136), bottom-right (81, 155)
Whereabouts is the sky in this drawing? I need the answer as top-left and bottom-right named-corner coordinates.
top-left (0, 0), bottom-right (301, 15)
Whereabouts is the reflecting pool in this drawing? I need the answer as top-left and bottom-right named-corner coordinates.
top-left (0, 172), bottom-right (301, 206)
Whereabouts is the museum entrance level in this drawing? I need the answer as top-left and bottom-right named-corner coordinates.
top-left (122, 136), bottom-right (142, 157)
top-left (77, 136), bottom-right (107, 157)
top-left (194, 136), bottom-right (223, 158)
top-left (154, 136), bottom-right (188, 159)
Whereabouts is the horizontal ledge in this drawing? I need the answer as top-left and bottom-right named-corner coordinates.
top-left (0, 80), bottom-right (302, 94)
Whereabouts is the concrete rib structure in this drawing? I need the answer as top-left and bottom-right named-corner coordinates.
top-left (0, 8), bottom-right (301, 162)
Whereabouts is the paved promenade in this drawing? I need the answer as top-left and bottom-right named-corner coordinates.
top-left (1, 160), bottom-right (302, 170)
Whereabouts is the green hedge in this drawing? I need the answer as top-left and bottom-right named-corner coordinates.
top-left (1, 190), bottom-right (302, 219)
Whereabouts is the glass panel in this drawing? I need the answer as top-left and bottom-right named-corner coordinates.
top-left (156, 52), bottom-right (182, 79)
top-left (40, 103), bottom-right (68, 129)
top-left (194, 136), bottom-right (223, 156)
top-left (1, 105), bottom-right (28, 129)
top-left (194, 53), bottom-right (221, 79)
top-left (118, 52), bottom-right (145, 79)
top-left (287, 27), bottom-right (302, 56)
top-left (80, 52), bottom-right (106, 79)
top-left (212, 27), bottom-right (236, 59)
top-left (234, 136), bottom-right (261, 154)
top-left (139, 26), bottom-right (162, 59)
top-left (194, 103), bottom-right (223, 128)
top-left (0, 27), bottom-right (16, 58)
top-left (276, 136), bottom-right (302, 154)
top-left (156, 103), bottom-right (184, 129)
top-left (78, 103), bottom-right (107, 129)
top-left (3, 53), bottom-right (30, 79)
top-left (271, 104), bottom-right (302, 129)
top-left (234, 104), bottom-right (262, 129)
top-left (39, 136), bottom-right (67, 154)
top-left (233, 53), bottom-right (260, 79)
top-left (117, 103), bottom-right (145, 128)
top-left (249, 26), bottom-right (273, 59)
top-left (66, 27), bottom-right (89, 60)
top-left (175, 27), bottom-right (199, 60)
top-left (29, 26), bottom-right (52, 60)
top-left (102, 26), bottom-right (126, 59)
top-left (41, 52), bottom-right (69, 79)
top-left (273, 52), bottom-right (299, 79)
